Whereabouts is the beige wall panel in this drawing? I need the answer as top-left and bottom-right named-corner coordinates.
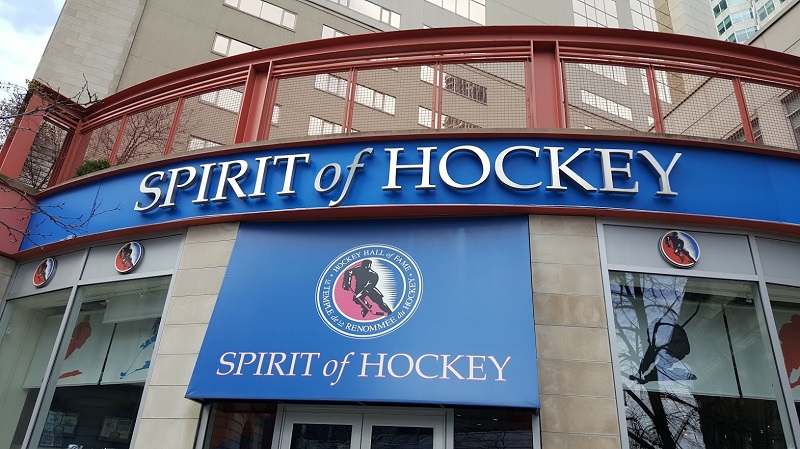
top-left (132, 223), bottom-right (239, 449)
top-left (530, 216), bottom-right (621, 449)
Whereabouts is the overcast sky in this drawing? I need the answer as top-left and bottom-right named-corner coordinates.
top-left (0, 0), bottom-right (65, 87)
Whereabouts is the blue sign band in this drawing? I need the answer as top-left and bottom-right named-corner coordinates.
top-left (22, 137), bottom-right (800, 248)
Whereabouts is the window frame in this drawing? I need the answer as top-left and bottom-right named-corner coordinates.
top-left (598, 221), bottom-right (800, 449)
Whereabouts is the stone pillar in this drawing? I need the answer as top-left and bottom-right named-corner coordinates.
top-left (132, 223), bottom-right (239, 449)
top-left (529, 216), bottom-right (622, 449)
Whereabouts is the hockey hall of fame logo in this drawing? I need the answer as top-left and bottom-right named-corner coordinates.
top-left (316, 244), bottom-right (423, 339)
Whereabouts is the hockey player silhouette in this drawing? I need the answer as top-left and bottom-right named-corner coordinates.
top-left (630, 301), bottom-right (701, 384)
top-left (118, 243), bottom-right (134, 269)
top-left (665, 231), bottom-right (695, 264)
top-left (342, 260), bottom-right (392, 317)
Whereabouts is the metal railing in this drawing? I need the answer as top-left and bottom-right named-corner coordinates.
top-left (3, 26), bottom-right (800, 189)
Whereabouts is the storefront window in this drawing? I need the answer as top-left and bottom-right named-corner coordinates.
top-left (12, 276), bottom-right (170, 449)
top-left (610, 272), bottom-right (791, 448)
top-left (769, 284), bottom-right (800, 427)
top-left (0, 289), bottom-right (71, 449)
top-left (203, 404), bottom-right (534, 449)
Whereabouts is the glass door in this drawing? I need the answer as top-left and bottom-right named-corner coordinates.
top-left (276, 407), bottom-right (446, 449)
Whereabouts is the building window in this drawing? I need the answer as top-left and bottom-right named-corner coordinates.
top-left (733, 25), bottom-right (758, 42)
top-left (272, 104), bottom-right (281, 125)
top-left (631, 0), bottom-right (671, 32)
top-left (424, 0), bottom-right (486, 25)
top-left (314, 73), bottom-right (396, 115)
top-left (728, 117), bottom-right (764, 144)
top-left (782, 91), bottom-right (800, 149)
top-left (418, 106), bottom-right (479, 129)
top-left (223, 0), bottom-right (297, 30)
top-left (581, 63), bottom-right (628, 85)
top-left (321, 25), bottom-right (348, 38)
top-left (573, 0), bottom-right (619, 28)
top-left (730, 8), bottom-right (754, 23)
top-left (308, 116), bottom-right (343, 135)
top-left (580, 89), bottom-right (633, 121)
top-left (188, 136), bottom-right (222, 151)
top-left (639, 69), bottom-right (672, 104)
top-left (199, 88), bottom-right (244, 113)
top-left (419, 67), bottom-right (488, 104)
top-left (758, 0), bottom-right (775, 22)
top-left (326, 0), bottom-right (400, 28)
top-left (212, 34), bottom-right (259, 57)
top-left (611, 272), bottom-right (792, 448)
top-left (717, 15), bottom-right (732, 35)
top-left (713, 0), bottom-right (727, 17)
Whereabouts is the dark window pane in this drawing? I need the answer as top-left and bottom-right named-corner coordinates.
top-left (291, 423), bottom-right (352, 449)
top-left (454, 408), bottom-right (533, 449)
top-left (205, 402), bottom-right (278, 449)
top-left (371, 425), bottom-right (433, 449)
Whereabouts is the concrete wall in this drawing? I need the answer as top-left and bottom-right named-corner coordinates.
top-left (34, 0), bottom-right (146, 100)
top-left (529, 216), bottom-right (622, 449)
top-left (132, 223), bottom-right (239, 449)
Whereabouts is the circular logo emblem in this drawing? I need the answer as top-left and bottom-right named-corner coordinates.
top-left (316, 244), bottom-right (423, 339)
top-left (33, 258), bottom-right (57, 288)
top-left (659, 230), bottom-right (700, 268)
top-left (115, 242), bottom-right (144, 274)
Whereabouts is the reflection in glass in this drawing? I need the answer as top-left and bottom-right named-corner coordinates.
top-left (610, 272), bottom-right (790, 448)
top-left (205, 403), bottom-right (278, 449)
top-left (0, 289), bottom-right (70, 449)
top-left (371, 426), bottom-right (432, 449)
top-left (29, 276), bottom-right (170, 449)
top-left (291, 423), bottom-right (352, 449)
top-left (453, 408), bottom-right (533, 449)
top-left (770, 283), bottom-right (800, 427)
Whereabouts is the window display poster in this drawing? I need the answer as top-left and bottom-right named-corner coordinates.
top-left (39, 411), bottom-right (79, 447)
top-left (99, 417), bottom-right (133, 442)
top-left (101, 318), bottom-right (160, 384)
top-left (773, 308), bottom-right (800, 400)
top-left (24, 311), bottom-right (115, 388)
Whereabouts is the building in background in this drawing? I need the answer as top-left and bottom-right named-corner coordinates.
top-left (709, 0), bottom-right (797, 43)
top-left (34, 0), bottom-right (722, 101)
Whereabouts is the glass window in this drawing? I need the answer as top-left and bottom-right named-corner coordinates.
top-left (211, 34), bottom-right (259, 57)
top-left (611, 272), bottom-right (792, 447)
top-left (225, 0), bottom-right (297, 30)
top-left (454, 408), bottom-right (533, 449)
top-left (204, 403), bottom-right (278, 448)
top-left (0, 289), bottom-right (71, 449)
top-left (27, 277), bottom-right (170, 449)
top-left (332, 0), bottom-right (400, 28)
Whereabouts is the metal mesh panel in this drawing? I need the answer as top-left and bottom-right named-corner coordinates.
top-left (269, 72), bottom-right (349, 141)
top-left (114, 102), bottom-right (177, 165)
top-left (82, 119), bottom-right (121, 165)
top-left (742, 82), bottom-right (800, 151)
top-left (439, 62), bottom-right (527, 129)
top-left (18, 120), bottom-right (69, 189)
top-left (565, 62), bottom-right (654, 132)
top-left (659, 71), bottom-right (743, 141)
top-left (170, 85), bottom-right (244, 154)
top-left (351, 66), bottom-right (432, 133)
